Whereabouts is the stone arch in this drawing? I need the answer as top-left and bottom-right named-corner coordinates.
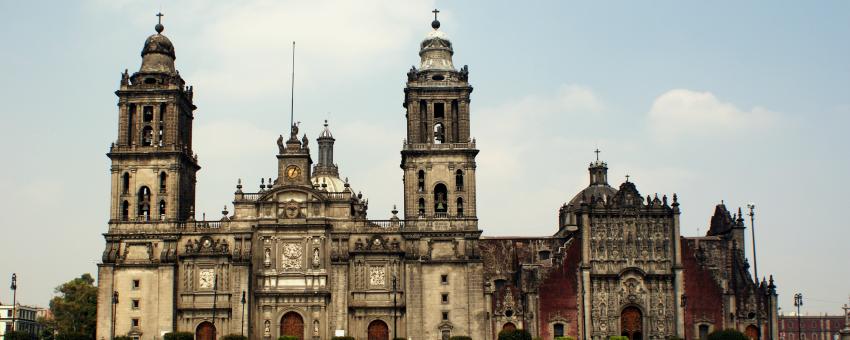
top-left (745, 325), bottom-right (759, 340)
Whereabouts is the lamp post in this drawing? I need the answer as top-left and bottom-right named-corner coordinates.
top-left (111, 291), bottom-right (119, 340)
top-left (10, 273), bottom-right (17, 332)
top-left (241, 290), bottom-right (246, 338)
top-left (747, 203), bottom-right (762, 340)
top-left (794, 293), bottom-right (803, 340)
top-left (392, 275), bottom-right (397, 340)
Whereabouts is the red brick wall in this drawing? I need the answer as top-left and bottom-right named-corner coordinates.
top-left (538, 240), bottom-right (581, 339)
top-left (682, 239), bottom-right (725, 339)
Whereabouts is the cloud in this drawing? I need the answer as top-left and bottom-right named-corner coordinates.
top-left (648, 89), bottom-right (777, 141)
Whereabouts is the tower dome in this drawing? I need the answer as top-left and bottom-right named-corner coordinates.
top-left (140, 15), bottom-right (176, 74)
top-left (419, 10), bottom-right (455, 71)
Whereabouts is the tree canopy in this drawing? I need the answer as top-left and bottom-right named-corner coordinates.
top-left (46, 273), bottom-right (97, 340)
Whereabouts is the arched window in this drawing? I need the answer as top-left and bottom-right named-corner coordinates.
top-left (121, 201), bottom-right (130, 221)
top-left (141, 126), bottom-right (154, 146)
top-left (418, 198), bottom-right (425, 217)
top-left (417, 170), bottom-right (425, 192)
top-left (554, 323), bottom-right (565, 337)
top-left (419, 100), bottom-right (428, 143)
top-left (158, 200), bottom-right (166, 220)
top-left (122, 173), bottom-right (130, 194)
top-left (456, 197), bottom-right (464, 217)
top-left (159, 172), bottom-right (167, 192)
top-left (434, 123), bottom-right (445, 144)
top-left (455, 169), bottom-right (464, 190)
top-left (142, 106), bottom-right (153, 122)
top-left (137, 186), bottom-right (151, 220)
top-left (434, 184), bottom-right (448, 214)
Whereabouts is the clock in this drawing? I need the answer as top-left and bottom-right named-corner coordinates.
top-left (285, 165), bottom-right (301, 180)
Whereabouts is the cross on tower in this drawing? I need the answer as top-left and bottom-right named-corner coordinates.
top-left (594, 148), bottom-right (601, 161)
top-left (432, 9), bottom-right (440, 21)
top-left (156, 12), bottom-right (164, 25)
top-left (625, 174), bottom-right (630, 182)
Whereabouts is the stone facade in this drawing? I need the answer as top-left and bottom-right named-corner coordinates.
top-left (95, 13), bottom-right (779, 340)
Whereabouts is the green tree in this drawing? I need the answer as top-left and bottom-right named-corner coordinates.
top-left (708, 329), bottom-right (748, 340)
top-left (498, 329), bottom-right (532, 340)
top-left (163, 332), bottom-right (194, 340)
top-left (49, 274), bottom-right (97, 340)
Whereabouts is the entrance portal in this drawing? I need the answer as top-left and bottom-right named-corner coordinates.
top-left (367, 320), bottom-right (389, 340)
top-left (280, 312), bottom-right (304, 340)
top-left (196, 321), bottom-right (216, 340)
top-left (620, 306), bottom-right (643, 340)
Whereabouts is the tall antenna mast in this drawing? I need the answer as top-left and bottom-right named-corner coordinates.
top-left (290, 41), bottom-right (295, 128)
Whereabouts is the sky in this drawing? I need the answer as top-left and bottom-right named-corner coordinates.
top-left (0, 1), bottom-right (848, 315)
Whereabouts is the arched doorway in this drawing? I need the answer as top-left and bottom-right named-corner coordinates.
top-left (745, 325), bottom-right (759, 340)
top-left (367, 320), bottom-right (389, 340)
top-left (502, 322), bottom-right (517, 332)
top-left (621, 306), bottom-right (643, 340)
top-left (196, 321), bottom-right (216, 340)
top-left (280, 312), bottom-right (304, 340)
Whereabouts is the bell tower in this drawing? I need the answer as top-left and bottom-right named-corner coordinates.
top-left (401, 11), bottom-right (478, 227)
top-left (108, 15), bottom-right (199, 223)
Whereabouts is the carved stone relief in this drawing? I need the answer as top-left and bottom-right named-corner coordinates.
top-left (281, 243), bottom-right (303, 270)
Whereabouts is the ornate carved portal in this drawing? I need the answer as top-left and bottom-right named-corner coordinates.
top-left (196, 321), bottom-right (216, 340)
top-left (280, 312), bottom-right (304, 340)
top-left (620, 307), bottom-right (643, 340)
top-left (367, 320), bottom-right (389, 340)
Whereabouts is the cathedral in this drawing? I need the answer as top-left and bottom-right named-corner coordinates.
top-left (95, 12), bottom-right (779, 340)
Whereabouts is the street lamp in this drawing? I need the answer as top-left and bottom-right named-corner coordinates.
top-left (392, 275), bottom-right (397, 340)
top-left (111, 291), bottom-right (119, 340)
top-left (241, 290), bottom-right (246, 338)
top-left (794, 293), bottom-right (803, 340)
top-left (748, 203), bottom-right (762, 340)
top-left (10, 273), bottom-right (17, 332)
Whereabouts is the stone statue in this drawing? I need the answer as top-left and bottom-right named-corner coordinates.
top-left (276, 135), bottom-right (284, 153)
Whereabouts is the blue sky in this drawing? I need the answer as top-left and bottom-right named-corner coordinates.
top-left (0, 1), bottom-right (848, 314)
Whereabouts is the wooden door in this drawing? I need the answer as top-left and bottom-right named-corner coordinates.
top-left (367, 320), bottom-right (389, 340)
top-left (280, 312), bottom-right (304, 340)
top-left (621, 306), bottom-right (643, 340)
top-left (196, 321), bottom-right (216, 340)
top-left (745, 325), bottom-right (759, 340)
top-left (502, 322), bottom-right (516, 332)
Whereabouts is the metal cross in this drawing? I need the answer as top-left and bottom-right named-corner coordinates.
top-left (625, 174), bottom-right (630, 182)
top-left (594, 148), bottom-right (601, 161)
top-left (156, 12), bottom-right (164, 25)
top-left (432, 9), bottom-right (440, 21)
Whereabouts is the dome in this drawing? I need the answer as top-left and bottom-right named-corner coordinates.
top-left (311, 174), bottom-right (348, 193)
top-left (568, 184), bottom-right (618, 207)
top-left (139, 25), bottom-right (176, 74)
top-left (419, 27), bottom-right (455, 71)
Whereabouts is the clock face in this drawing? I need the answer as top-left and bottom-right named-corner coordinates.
top-left (286, 165), bottom-right (301, 180)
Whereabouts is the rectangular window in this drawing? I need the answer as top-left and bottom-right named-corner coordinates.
top-left (132, 279), bottom-right (140, 289)
top-left (131, 318), bottom-right (140, 328)
top-left (143, 106), bottom-right (154, 122)
top-left (132, 299), bottom-right (140, 309)
top-left (441, 293), bottom-right (448, 304)
top-left (441, 311), bottom-right (448, 321)
top-left (440, 274), bottom-right (448, 285)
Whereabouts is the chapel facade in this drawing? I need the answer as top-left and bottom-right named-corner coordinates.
top-left (95, 12), bottom-right (778, 340)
